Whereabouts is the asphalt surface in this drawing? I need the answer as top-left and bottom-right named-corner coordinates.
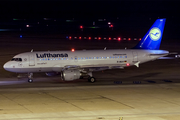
top-left (1, 34), bottom-right (180, 120)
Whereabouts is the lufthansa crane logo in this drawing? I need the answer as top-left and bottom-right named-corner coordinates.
top-left (149, 27), bottom-right (161, 41)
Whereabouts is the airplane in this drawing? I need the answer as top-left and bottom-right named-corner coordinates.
top-left (3, 18), bottom-right (168, 83)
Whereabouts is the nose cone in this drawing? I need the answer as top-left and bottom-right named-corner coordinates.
top-left (3, 62), bottom-right (12, 72)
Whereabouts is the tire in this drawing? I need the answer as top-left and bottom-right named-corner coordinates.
top-left (88, 77), bottom-right (96, 83)
top-left (28, 79), bottom-right (33, 83)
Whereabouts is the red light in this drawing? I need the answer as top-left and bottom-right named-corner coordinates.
top-left (118, 37), bottom-right (121, 41)
top-left (139, 38), bottom-right (141, 41)
top-left (79, 37), bottom-right (81, 39)
top-left (128, 38), bottom-right (131, 41)
top-left (71, 49), bottom-right (75, 52)
top-left (69, 36), bottom-right (72, 39)
top-left (110, 25), bottom-right (113, 27)
top-left (80, 26), bottom-right (83, 29)
top-left (108, 37), bottom-right (111, 40)
top-left (126, 63), bottom-right (130, 66)
top-left (88, 37), bottom-right (91, 40)
top-left (98, 37), bottom-right (101, 40)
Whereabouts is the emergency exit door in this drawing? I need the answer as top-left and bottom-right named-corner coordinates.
top-left (132, 51), bottom-right (138, 62)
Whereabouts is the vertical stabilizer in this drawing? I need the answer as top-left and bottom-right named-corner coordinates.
top-left (134, 19), bottom-right (166, 50)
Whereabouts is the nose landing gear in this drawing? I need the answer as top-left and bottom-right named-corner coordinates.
top-left (28, 73), bottom-right (33, 83)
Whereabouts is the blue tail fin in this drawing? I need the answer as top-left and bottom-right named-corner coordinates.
top-left (134, 19), bottom-right (166, 50)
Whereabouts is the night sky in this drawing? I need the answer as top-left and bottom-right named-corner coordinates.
top-left (0, 0), bottom-right (179, 40)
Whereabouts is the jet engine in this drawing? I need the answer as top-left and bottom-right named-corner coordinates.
top-left (61, 69), bottom-right (81, 81)
top-left (45, 72), bottom-right (60, 76)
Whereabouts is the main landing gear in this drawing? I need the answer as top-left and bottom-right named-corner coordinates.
top-left (28, 73), bottom-right (33, 83)
top-left (86, 72), bottom-right (96, 83)
top-left (88, 77), bottom-right (96, 83)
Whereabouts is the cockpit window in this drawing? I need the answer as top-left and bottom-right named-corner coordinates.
top-left (11, 58), bottom-right (22, 62)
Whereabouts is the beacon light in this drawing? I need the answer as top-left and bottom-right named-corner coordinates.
top-left (71, 49), bottom-right (75, 52)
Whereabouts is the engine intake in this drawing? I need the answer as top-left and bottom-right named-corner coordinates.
top-left (61, 69), bottom-right (81, 81)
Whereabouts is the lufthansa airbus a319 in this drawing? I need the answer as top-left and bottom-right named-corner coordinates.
top-left (3, 19), bottom-right (168, 83)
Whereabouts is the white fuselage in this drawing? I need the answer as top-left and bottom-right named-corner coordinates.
top-left (3, 49), bottom-right (169, 73)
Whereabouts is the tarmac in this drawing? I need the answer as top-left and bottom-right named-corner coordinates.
top-left (0, 34), bottom-right (180, 120)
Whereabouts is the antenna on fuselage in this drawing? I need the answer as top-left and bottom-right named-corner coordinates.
top-left (31, 49), bottom-right (33, 52)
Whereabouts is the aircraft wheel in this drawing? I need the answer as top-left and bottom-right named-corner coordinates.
top-left (88, 77), bottom-right (96, 83)
top-left (28, 79), bottom-right (33, 83)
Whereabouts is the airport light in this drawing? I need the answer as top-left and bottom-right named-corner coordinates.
top-left (88, 37), bottom-right (91, 40)
top-left (98, 37), bottom-right (101, 40)
top-left (128, 38), bottom-right (131, 41)
top-left (79, 36), bottom-right (81, 39)
top-left (118, 37), bottom-right (121, 41)
top-left (69, 36), bottom-right (72, 39)
top-left (108, 22), bottom-right (111, 24)
top-left (108, 37), bottom-right (111, 40)
top-left (80, 25), bottom-right (83, 29)
top-left (139, 38), bottom-right (141, 41)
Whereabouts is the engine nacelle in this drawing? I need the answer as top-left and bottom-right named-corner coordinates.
top-left (45, 72), bottom-right (60, 76)
top-left (61, 69), bottom-right (81, 81)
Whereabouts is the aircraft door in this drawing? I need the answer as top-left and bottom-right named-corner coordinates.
top-left (29, 54), bottom-right (35, 66)
top-left (132, 51), bottom-right (138, 62)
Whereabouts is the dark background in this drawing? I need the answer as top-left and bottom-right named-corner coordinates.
top-left (0, 0), bottom-right (179, 41)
